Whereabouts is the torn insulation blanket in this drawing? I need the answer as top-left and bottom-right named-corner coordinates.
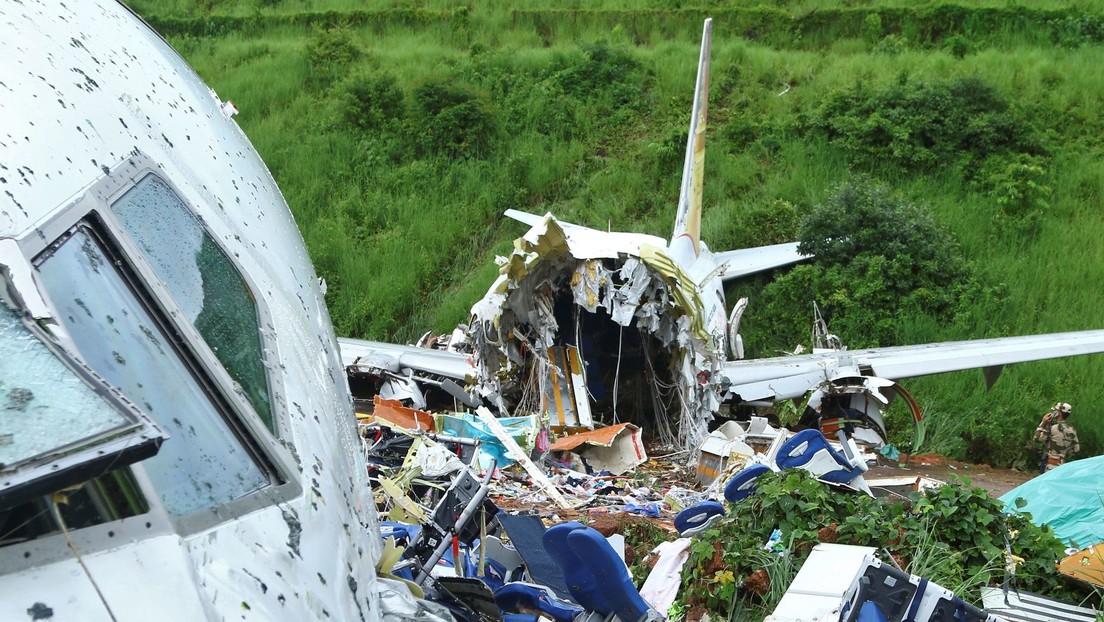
top-left (549, 423), bottom-right (647, 475)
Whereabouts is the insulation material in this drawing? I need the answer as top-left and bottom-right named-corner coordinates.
top-left (549, 423), bottom-right (647, 475)
top-left (437, 412), bottom-right (538, 468)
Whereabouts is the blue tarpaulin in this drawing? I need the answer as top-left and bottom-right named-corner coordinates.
top-left (1000, 455), bottom-right (1104, 548)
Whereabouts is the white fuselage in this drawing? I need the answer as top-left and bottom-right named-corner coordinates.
top-left (0, 2), bottom-right (381, 620)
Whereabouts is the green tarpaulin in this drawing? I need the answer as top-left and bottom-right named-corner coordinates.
top-left (1000, 455), bottom-right (1104, 548)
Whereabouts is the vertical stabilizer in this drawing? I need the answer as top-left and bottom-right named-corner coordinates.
top-left (672, 18), bottom-right (712, 261)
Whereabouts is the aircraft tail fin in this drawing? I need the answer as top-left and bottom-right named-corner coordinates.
top-left (672, 18), bottom-right (712, 259)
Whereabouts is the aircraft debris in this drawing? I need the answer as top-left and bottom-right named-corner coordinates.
top-left (366, 395), bottom-right (436, 431)
top-left (475, 407), bottom-right (572, 510)
top-left (1057, 544), bottom-right (1104, 589)
top-left (767, 543), bottom-right (877, 621)
top-left (549, 423), bottom-right (647, 476)
top-left (439, 411), bottom-right (540, 469)
top-left (980, 587), bottom-right (1099, 622)
top-left (694, 420), bottom-right (759, 484)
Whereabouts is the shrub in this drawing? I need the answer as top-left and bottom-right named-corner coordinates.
top-left (554, 41), bottom-right (650, 124)
top-left (305, 27), bottom-right (361, 90)
top-left (943, 34), bottom-right (973, 59)
top-left (748, 178), bottom-right (977, 350)
top-left (340, 70), bottom-right (405, 133)
top-left (810, 76), bottom-right (1041, 175)
top-left (975, 153), bottom-right (1052, 236)
top-left (556, 41), bottom-right (645, 101)
top-left (412, 81), bottom-right (497, 159)
top-left (871, 34), bottom-right (909, 55)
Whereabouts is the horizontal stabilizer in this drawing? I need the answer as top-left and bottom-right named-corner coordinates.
top-left (713, 242), bottom-right (808, 281)
top-left (504, 209), bottom-right (546, 228)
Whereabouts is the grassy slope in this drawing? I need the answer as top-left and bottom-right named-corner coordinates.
top-left (133, 1), bottom-right (1104, 465)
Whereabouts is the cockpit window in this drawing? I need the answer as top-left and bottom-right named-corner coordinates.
top-left (35, 226), bottom-right (269, 516)
top-left (0, 305), bottom-right (133, 466)
top-left (111, 175), bottom-right (274, 432)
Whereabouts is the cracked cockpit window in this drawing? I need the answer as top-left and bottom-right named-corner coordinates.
top-left (111, 175), bottom-right (274, 433)
top-left (36, 226), bottom-right (269, 516)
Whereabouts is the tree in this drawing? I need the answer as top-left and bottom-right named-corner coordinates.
top-left (747, 177), bottom-right (976, 351)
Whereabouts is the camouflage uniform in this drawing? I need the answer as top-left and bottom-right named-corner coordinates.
top-left (1034, 418), bottom-right (1080, 470)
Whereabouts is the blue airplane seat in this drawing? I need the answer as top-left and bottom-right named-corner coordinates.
top-left (494, 583), bottom-right (584, 622)
top-left (564, 527), bottom-right (658, 622)
top-left (776, 429), bottom-right (861, 485)
top-left (379, 521), bottom-right (421, 546)
top-left (674, 500), bottom-right (725, 537)
top-left (542, 522), bottom-right (613, 614)
top-left (856, 601), bottom-right (890, 622)
top-left (723, 463), bottom-right (772, 503)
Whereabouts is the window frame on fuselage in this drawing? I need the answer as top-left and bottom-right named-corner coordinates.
top-left (13, 152), bottom-right (299, 535)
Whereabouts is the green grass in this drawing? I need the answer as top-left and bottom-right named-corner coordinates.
top-left (132, 1), bottom-right (1104, 465)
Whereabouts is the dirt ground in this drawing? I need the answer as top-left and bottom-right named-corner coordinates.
top-left (865, 453), bottom-right (1037, 498)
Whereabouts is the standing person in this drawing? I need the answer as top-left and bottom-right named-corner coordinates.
top-left (1034, 402), bottom-right (1080, 472)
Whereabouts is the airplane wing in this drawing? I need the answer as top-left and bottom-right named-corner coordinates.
top-left (712, 242), bottom-right (808, 281)
top-left (720, 330), bottom-right (1104, 403)
top-left (338, 337), bottom-right (473, 381)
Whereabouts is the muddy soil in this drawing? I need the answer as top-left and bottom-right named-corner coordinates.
top-left (865, 453), bottom-right (1036, 498)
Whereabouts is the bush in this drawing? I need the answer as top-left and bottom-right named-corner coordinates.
top-left (554, 41), bottom-right (650, 124)
top-left (810, 76), bottom-right (1041, 175)
top-left (747, 178), bottom-right (977, 350)
top-left (678, 469), bottom-right (1087, 622)
top-left (340, 70), bottom-right (405, 133)
top-left (412, 81), bottom-right (497, 159)
top-left (305, 27), bottom-right (361, 90)
top-left (975, 153), bottom-right (1052, 236)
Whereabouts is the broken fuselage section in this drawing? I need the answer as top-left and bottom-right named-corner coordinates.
top-left (466, 214), bottom-right (729, 450)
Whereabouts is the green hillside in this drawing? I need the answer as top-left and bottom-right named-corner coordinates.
top-left (129, 0), bottom-right (1104, 466)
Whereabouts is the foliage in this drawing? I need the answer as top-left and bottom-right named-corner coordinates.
top-left (809, 75), bottom-right (1043, 176)
top-left (412, 81), bottom-right (497, 159)
top-left (679, 470), bottom-right (1090, 622)
top-left (975, 153), bottom-right (1053, 236)
top-left (340, 70), bottom-right (405, 134)
top-left (305, 27), bottom-right (361, 89)
top-left (747, 178), bottom-right (982, 350)
top-left (554, 41), bottom-right (651, 125)
top-left (717, 198), bottom-right (799, 251)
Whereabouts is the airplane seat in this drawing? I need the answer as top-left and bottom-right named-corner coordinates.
top-left (477, 535), bottom-right (526, 584)
top-left (674, 500), bottom-right (725, 537)
top-left (542, 522), bottom-right (613, 615)
top-left (775, 429), bottom-right (861, 485)
top-left (723, 463), bottom-right (772, 503)
top-left (494, 583), bottom-right (584, 622)
top-left (564, 527), bottom-right (662, 622)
